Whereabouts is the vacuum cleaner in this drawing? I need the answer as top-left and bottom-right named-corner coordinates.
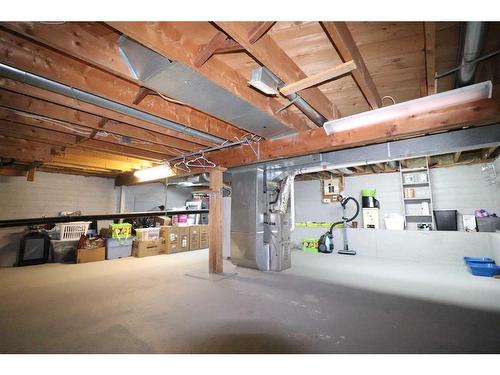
top-left (318, 195), bottom-right (360, 255)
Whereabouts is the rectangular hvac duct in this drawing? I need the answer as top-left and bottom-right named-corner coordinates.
top-left (118, 36), bottom-right (295, 139)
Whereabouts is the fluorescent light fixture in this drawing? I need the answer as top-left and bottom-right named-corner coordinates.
top-left (134, 163), bottom-right (174, 182)
top-left (324, 81), bottom-right (492, 135)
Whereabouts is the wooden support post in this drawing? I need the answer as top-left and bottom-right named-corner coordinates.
top-left (208, 167), bottom-right (225, 274)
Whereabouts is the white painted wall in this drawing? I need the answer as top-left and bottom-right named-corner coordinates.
top-left (0, 172), bottom-right (117, 266)
top-left (122, 183), bottom-right (194, 211)
top-left (292, 161), bottom-right (500, 264)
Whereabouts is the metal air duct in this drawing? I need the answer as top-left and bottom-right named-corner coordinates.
top-left (0, 63), bottom-right (226, 145)
top-left (456, 22), bottom-right (488, 87)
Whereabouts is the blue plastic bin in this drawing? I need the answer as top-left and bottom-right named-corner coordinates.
top-left (106, 237), bottom-right (133, 260)
top-left (469, 263), bottom-right (500, 277)
top-left (463, 256), bottom-right (495, 265)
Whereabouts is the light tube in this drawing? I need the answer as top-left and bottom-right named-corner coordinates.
top-left (324, 81), bottom-right (492, 135)
top-left (134, 163), bottom-right (174, 182)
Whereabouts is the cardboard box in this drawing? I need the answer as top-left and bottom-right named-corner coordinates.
top-left (199, 225), bottom-right (209, 248)
top-left (160, 226), bottom-right (179, 253)
top-left (189, 226), bottom-right (201, 250)
top-left (178, 226), bottom-right (190, 252)
top-left (133, 239), bottom-right (163, 258)
top-left (76, 246), bottom-right (105, 264)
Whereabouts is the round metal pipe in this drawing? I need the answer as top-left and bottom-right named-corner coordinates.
top-left (0, 63), bottom-right (227, 145)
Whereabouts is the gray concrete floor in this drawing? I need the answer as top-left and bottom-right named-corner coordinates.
top-left (0, 250), bottom-right (499, 354)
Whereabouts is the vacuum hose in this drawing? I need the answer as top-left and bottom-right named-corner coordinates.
top-left (328, 196), bottom-right (360, 233)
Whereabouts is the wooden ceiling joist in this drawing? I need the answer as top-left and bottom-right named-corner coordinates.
top-left (481, 146), bottom-right (498, 160)
top-left (0, 77), bottom-right (209, 150)
top-left (0, 89), bottom-right (188, 157)
top-left (320, 22), bottom-right (381, 109)
top-left (0, 25), bottom-right (244, 143)
top-left (247, 22), bottom-right (276, 44)
top-left (279, 60), bottom-right (357, 96)
top-left (207, 98), bottom-right (500, 168)
top-left (194, 31), bottom-right (243, 67)
top-left (424, 22), bottom-right (437, 95)
top-left (106, 22), bottom-right (311, 132)
top-left (215, 21), bottom-right (338, 121)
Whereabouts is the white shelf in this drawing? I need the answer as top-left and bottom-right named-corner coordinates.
top-left (402, 182), bottom-right (429, 186)
top-left (401, 167), bottom-right (427, 172)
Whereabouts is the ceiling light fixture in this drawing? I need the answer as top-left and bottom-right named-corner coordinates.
top-left (134, 163), bottom-right (174, 182)
top-left (324, 81), bottom-right (492, 135)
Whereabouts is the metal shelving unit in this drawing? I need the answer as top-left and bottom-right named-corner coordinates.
top-left (399, 157), bottom-right (435, 230)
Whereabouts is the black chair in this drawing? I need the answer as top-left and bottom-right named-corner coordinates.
top-left (433, 210), bottom-right (458, 231)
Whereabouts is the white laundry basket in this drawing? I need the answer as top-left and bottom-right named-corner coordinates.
top-left (58, 221), bottom-right (92, 241)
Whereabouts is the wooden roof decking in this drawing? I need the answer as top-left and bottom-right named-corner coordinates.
top-left (0, 21), bottom-right (498, 180)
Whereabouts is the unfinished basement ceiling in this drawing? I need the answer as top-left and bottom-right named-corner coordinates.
top-left (0, 21), bottom-right (498, 179)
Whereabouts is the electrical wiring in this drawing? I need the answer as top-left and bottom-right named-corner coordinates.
top-left (11, 110), bottom-right (92, 136)
top-left (156, 91), bottom-right (188, 106)
top-left (381, 95), bottom-right (396, 106)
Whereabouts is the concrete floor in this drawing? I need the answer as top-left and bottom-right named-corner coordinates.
top-left (0, 250), bottom-right (499, 354)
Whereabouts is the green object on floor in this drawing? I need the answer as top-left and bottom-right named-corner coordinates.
top-left (302, 238), bottom-right (319, 253)
top-left (361, 188), bottom-right (376, 197)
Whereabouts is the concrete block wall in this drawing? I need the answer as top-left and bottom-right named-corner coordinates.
top-left (122, 183), bottom-right (194, 212)
top-left (292, 161), bottom-right (500, 264)
top-left (0, 172), bottom-right (117, 266)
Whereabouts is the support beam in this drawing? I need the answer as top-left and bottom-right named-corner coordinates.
top-left (216, 22), bottom-right (338, 121)
top-left (247, 22), bottom-right (276, 44)
top-left (208, 167), bottom-right (225, 274)
top-left (320, 22), bottom-right (381, 109)
top-left (352, 165), bottom-right (366, 173)
top-left (453, 151), bottom-right (462, 163)
top-left (424, 22), bottom-right (437, 95)
top-left (208, 98), bottom-right (500, 168)
top-left (279, 60), bottom-right (357, 96)
top-left (481, 146), bottom-right (498, 160)
top-left (194, 31), bottom-right (236, 67)
top-left (0, 167), bottom-right (27, 177)
top-left (106, 22), bottom-right (310, 132)
top-left (0, 89), bottom-right (181, 159)
top-left (0, 77), bottom-right (209, 149)
top-left (0, 23), bottom-right (246, 142)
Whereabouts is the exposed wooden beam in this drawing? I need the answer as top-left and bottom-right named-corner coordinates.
top-left (0, 167), bottom-right (27, 177)
top-left (0, 78), bottom-right (206, 151)
top-left (453, 151), bottom-right (462, 163)
top-left (352, 165), bottom-right (366, 173)
top-left (208, 167), bottom-right (225, 274)
top-left (0, 111), bottom-right (179, 158)
top-left (279, 60), bottom-right (357, 96)
top-left (481, 146), bottom-right (498, 160)
top-left (0, 89), bottom-right (183, 158)
top-left (424, 22), bottom-right (437, 95)
top-left (0, 120), bottom-right (77, 146)
top-left (216, 22), bottom-right (338, 121)
top-left (0, 25), bottom-right (244, 142)
top-left (247, 22), bottom-right (276, 44)
top-left (106, 22), bottom-right (310, 132)
top-left (320, 22), bottom-right (381, 109)
top-left (132, 87), bottom-right (157, 105)
top-left (194, 31), bottom-right (231, 67)
top-left (207, 98), bottom-right (500, 168)
top-left (212, 39), bottom-right (245, 54)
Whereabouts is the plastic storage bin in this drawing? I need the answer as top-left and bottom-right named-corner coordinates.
top-left (476, 217), bottom-right (500, 232)
top-left (464, 256), bottom-right (495, 265)
top-left (469, 263), bottom-right (500, 277)
top-left (51, 239), bottom-right (79, 263)
top-left (57, 221), bottom-right (91, 241)
top-left (134, 227), bottom-right (160, 241)
top-left (105, 237), bottom-right (133, 260)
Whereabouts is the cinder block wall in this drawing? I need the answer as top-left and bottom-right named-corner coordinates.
top-left (122, 183), bottom-right (194, 211)
top-left (0, 172), bottom-right (117, 266)
top-left (292, 161), bottom-right (500, 262)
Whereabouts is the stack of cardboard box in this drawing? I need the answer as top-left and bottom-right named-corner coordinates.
top-left (159, 225), bottom-right (210, 253)
top-left (132, 238), bottom-right (163, 258)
